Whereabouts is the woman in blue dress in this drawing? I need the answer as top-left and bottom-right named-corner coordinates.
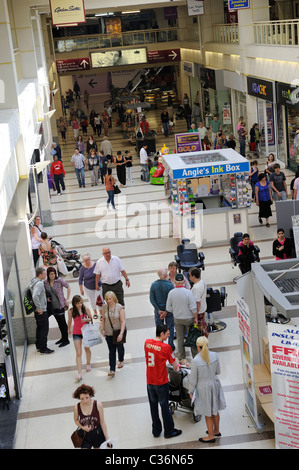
top-left (255, 173), bottom-right (273, 227)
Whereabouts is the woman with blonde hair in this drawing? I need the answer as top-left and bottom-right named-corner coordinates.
top-left (189, 336), bottom-right (226, 443)
top-left (100, 291), bottom-right (126, 377)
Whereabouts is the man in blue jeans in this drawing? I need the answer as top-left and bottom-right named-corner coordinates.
top-left (149, 268), bottom-right (175, 350)
top-left (71, 148), bottom-right (86, 188)
top-left (144, 325), bottom-right (182, 439)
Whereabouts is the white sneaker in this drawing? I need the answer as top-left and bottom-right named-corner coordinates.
top-left (58, 193), bottom-right (61, 196)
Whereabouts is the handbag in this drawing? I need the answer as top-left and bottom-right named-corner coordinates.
top-left (71, 428), bottom-right (86, 448)
top-left (114, 185), bottom-right (121, 194)
top-left (184, 324), bottom-right (203, 348)
top-left (81, 322), bottom-right (103, 348)
top-left (96, 294), bottom-right (103, 307)
top-left (107, 306), bottom-right (127, 345)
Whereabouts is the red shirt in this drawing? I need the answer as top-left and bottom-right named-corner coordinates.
top-left (144, 339), bottom-right (175, 385)
top-left (50, 160), bottom-right (65, 177)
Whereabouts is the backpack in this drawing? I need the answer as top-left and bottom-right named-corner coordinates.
top-left (23, 286), bottom-right (36, 315)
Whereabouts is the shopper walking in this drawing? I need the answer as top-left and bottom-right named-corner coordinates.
top-left (75, 135), bottom-right (85, 155)
top-left (44, 267), bottom-right (70, 347)
top-left (255, 173), bottom-right (273, 227)
top-left (98, 150), bottom-right (108, 184)
top-left (73, 384), bottom-right (112, 449)
top-left (238, 121), bottom-right (247, 157)
top-left (211, 115), bottom-right (221, 148)
top-left (26, 267), bottom-right (54, 354)
top-left (87, 149), bottom-right (99, 187)
top-left (149, 268), bottom-right (175, 350)
top-left (100, 291), bottom-right (126, 376)
top-left (31, 215), bottom-right (43, 267)
top-left (71, 148), bottom-right (86, 188)
top-left (94, 247), bottom-right (130, 306)
top-left (58, 117), bottom-right (67, 143)
top-left (189, 336), bottom-right (226, 443)
top-left (272, 228), bottom-right (293, 260)
top-left (79, 253), bottom-right (102, 320)
top-left (100, 137), bottom-right (113, 163)
top-left (125, 150), bottom-right (133, 183)
top-left (166, 273), bottom-right (198, 367)
top-left (86, 135), bottom-right (98, 156)
top-left (144, 324), bottom-right (182, 439)
top-left (161, 108), bottom-right (170, 137)
top-left (115, 151), bottom-right (126, 187)
top-left (68, 295), bottom-right (93, 382)
top-left (269, 163), bottom-right (288, 201)
top-left (72, 117), bottom-right (80, 140)
top-left (140, 144), bottom-right (150, 182)
top-left (104, 168), bottom-right (116, 210)
top-left (50, 155), bottom-right (66, 195)
top-left (39, 232), bottom-right (58, 272)
top-left (189, 268), bottom-right (208, 338)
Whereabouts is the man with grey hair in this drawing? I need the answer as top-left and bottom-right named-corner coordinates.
top-left (149, 268), bottom-right (175, 350)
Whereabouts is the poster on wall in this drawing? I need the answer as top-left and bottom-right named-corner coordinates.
top-left (90, 48), bottom-right (147, 68)
top-left (223, 104), bottom-right (232, 125)
top-left (268, 322), bottom-right (299, 449)
top-left (105, 17), bottom-right (122, 34)
top-left (237, 298), bottom-right (259, 428)
top-left (49, 0), bottom-right (86, 27)
top-left (187, 0), bottom-right (204, 16)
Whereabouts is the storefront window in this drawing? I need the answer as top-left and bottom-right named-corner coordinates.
top-left (277, 104), bottom-right (286, 165)
top-left (257, 100), bottom-right (275, 157)
top-left (287, 107), bottom-right (299, 172)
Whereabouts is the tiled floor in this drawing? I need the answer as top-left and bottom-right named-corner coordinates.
top-left (13, 95), bottom-right (291, 449)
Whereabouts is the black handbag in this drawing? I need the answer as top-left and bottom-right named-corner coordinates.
top-left (184, 325), bottom-right (203, 348)
top-left (114, 185), bottom-right (121, 194)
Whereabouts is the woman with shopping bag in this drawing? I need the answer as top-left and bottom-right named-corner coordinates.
top-left (68, 295), bottom-right (93, 382)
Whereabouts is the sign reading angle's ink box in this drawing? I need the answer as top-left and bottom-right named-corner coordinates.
top-left (162, 149), bottom-right (250, 180)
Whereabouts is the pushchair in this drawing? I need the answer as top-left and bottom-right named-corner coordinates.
top-left (176, 105), bottom-right (185, 120)
top-left (167, 365), bottom-right (201, 422)
top-left (52, 240), bottom-right (82, 278)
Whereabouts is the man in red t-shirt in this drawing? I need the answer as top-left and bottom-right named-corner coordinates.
top-left (50, 155), bottom-right (66, 195)
top-left (144, 324), bottom-right (182, 439)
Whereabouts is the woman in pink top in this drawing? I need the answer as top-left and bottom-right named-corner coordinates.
top-left (68, 295), bottom-right (93, 382)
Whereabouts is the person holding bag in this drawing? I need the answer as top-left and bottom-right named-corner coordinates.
top-left (68, 295), bottom-right (93, 382)
top-left (100, 291), bottom-right (126, 377)
top-left (44, 267), bottom-right (71, 347)
top-left (104, 168), bottom-right (117, 210)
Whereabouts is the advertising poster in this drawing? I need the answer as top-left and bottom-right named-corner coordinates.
top-left (90, 49), bottom-right (147, 68)
top-left (268, 323), bottom-right (299, 449)
top-left (175, 133), bottom-right (201, 153)
top-left (223, 104), bottom-right (231, 125)
top-left (50, 0), bottom-right (86, 27)
top-left (237, 298), bottom-right (259, 426)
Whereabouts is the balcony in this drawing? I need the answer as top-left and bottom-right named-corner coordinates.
top-left (253, 19), bottom-right (299, 46)
top-left (212, 24), bottom-right (239, 44)
top-left (54, 26), bottom-right (199, 54)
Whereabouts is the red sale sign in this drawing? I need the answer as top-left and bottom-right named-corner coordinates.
top-left (56, 58), bottom-right (90, 73)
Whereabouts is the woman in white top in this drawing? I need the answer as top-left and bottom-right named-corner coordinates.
top-left (189, 336), bottom-right (226, 443)
top-left (31, 216), bottom-right (43, 267)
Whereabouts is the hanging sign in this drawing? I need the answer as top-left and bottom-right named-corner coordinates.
top-left (228, 0), bottom-right (250, 10)
top-left (49, 0), bottom-right (86, 27)
top-left (268, 323), bottom-right (299, 449)
top-left (187, 0), bottom-right (204, 16)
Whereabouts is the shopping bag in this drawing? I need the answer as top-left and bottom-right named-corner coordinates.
top-left (57, 257), bottom-right (68, 275)
top-left (81, 323), bottom-right (103, 348)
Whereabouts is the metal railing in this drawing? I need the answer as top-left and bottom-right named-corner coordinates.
top-left (212, 23), bottom-right (239, 43)
top-left (253, 19), bottom-right (299, 46)
top-left (54, 27), bottom-right (198, 53)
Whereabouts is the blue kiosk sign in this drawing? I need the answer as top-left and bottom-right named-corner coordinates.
top-left (228, 0), bottom-right (250, 10)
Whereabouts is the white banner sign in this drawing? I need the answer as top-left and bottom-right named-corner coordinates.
top-left (268, 323), bottom-right (299, 449)
top-left (187, 0), bottom-right (204, 16)
top-left (49, 0), bottom-right (86, 27)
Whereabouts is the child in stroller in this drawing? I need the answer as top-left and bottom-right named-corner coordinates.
top-left (167, 364), bottom-right (201, 422)
top-left (51, 240), bottom-right (82, 278)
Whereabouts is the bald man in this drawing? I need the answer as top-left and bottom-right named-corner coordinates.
top-left (149, 268), bottom-right (175, 350)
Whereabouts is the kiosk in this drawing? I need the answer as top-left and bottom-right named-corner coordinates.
top-left (162, 149), bottom-right (251, 248)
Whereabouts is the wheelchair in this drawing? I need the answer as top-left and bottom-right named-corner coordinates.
top-left (229, 232), bottom-right (260, 275)
top-left (175, 239), bottom-right (205, 272)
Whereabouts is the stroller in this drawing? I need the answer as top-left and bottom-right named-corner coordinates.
top-left (167, 365), bottom-right (201, 422)
top-left (176, 105), bottom-right (185, 120)
top-left (52, 240), bottom-right (82, 278)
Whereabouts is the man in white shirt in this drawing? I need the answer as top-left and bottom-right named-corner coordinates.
top-left (198, 122), bottom-right (208, 148)
top-left (189, 268), bottom-right (208, 338)
top-left (94, 247), bottom-right (130, 306)
top-left (140, 144), bottom-right (150, 182)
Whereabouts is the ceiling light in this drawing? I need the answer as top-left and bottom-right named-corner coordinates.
top-left (121, 10), bottom-right (140, 14)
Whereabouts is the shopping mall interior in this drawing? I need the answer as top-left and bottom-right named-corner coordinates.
top-left (1, 0), bottom-right (299, 451)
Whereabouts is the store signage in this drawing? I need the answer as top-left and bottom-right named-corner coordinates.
top-left (172, 161), bottom-right (249, 179)
top-left (276, 82), bottom-right (299, 110)
top-left (147, 49), bottom-right (180, 64)
top-left (247, 76), bottom-right (274, 102)
top-left (49, 0), bottom-right (86, 27)
top-left (228, 0), bottom-right (250, 11)
top-left (175, 133), bottom-right (201, 154)
top-left (187, 0), bottom-right (204, 16)
top-left (268, 323), bottom-right (299, 449)
top-left (56, 57), bottom-right (90, 73)
top-left (183, 62), bottom-right (194, 76)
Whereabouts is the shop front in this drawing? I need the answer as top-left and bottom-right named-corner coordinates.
top-left (247, 76), bottom-right (277, 159)
top-left (163, 148), bottom-right (250, 248)
top-left (276, 81), bottom-right (299, 172)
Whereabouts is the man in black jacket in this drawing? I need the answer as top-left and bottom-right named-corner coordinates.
top-left (272, 228), bottom-right (293, 260)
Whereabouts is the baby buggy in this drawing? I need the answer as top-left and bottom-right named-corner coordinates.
top-left (167, 365), bottom-right (201, 422)
top-left (52, 240), bottom-right (82, 278)
top-left (176, 105), bottom-right (185, 120)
